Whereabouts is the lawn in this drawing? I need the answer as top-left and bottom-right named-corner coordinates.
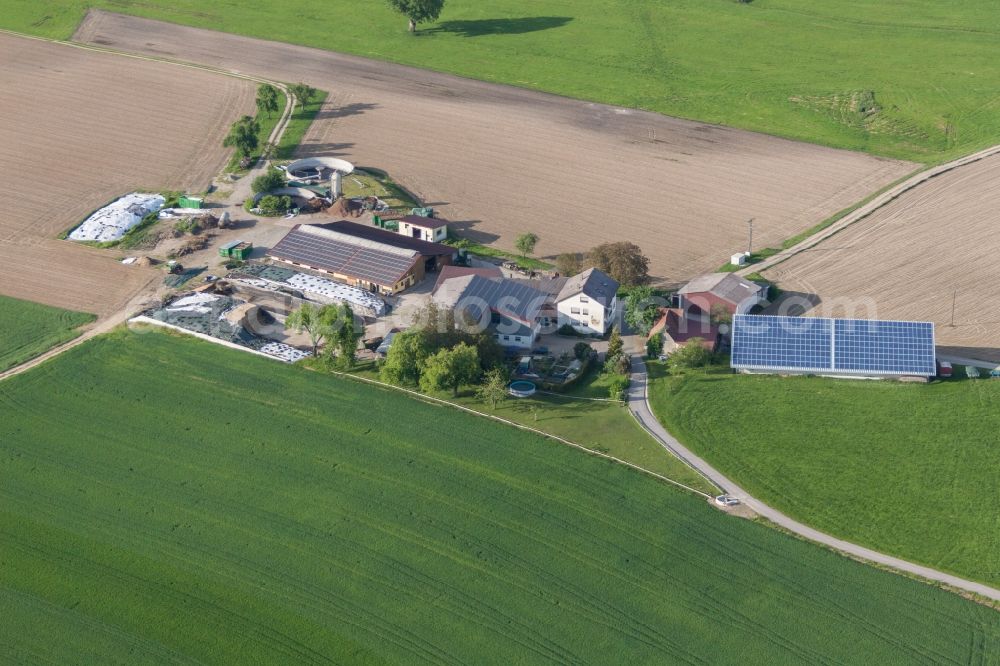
top-left (0, 295), bottom-right (95, 372)
top-left (647, 361), bottom-right (1000, 588)
top-left (9, 1), bottom-right (1000, 163)
top-left (1, 328), bottom-right (999, 662)
top-left (340, 360), bottom-right (711, 492)
top-left (274, 90), bottom-right (328, 161)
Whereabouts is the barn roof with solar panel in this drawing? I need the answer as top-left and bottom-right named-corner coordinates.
top-left (267, 222), bottom-right (454, 294)
top-left (731, 314), bottom-right (936, 378)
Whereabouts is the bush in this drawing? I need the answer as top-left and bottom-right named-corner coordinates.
top-left (557, 323), bottom-right (580, 337)
top-left (607, 374), bottom-right (630, 402)
top-left (252, 170), bottom-right (285, 195)
top-left (258, 194), bottom-right (293, 216)
top-left (667, 339), bottom-right (713, 373)
top-left (646, 332), bottom-right (663, 359)
top-left (573, 342), bottom-right (593, 361)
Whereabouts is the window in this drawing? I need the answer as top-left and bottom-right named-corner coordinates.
top-left (582, 309), bottom-right (589, 316)
top-left (580, 296), bottom-right (589, 303)
top-left (503, 335), bottom-right (510, 341)
top-left (570, 307), bottom-right (581, 314)
top-left (514, 336), bottom-right (522, 343)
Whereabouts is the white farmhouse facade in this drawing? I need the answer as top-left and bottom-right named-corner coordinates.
top-left (556, 268), bottom-right (619, 336)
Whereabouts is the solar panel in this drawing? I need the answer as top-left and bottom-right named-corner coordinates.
top-left (268, 227), bottom-right (418, 287)
top-left (731, 314), bottom-right (935, 377)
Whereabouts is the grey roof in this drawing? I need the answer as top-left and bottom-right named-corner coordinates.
top-left (679, 272), bottom-right (762, 304)
top-left (556, 268), bottom-right (619, 305)
top-left (268, 224), bottom-right (419, 287)
top-left (434, 274), bottom-right (550, 325)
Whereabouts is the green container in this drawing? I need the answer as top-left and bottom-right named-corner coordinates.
top-left (179, 195), bottom-right (204, 209)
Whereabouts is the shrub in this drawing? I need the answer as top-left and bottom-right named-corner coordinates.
top-left (252, 170), bottom-right (285, 195)
top-left (258, 195), bottom-right (293, 216)
top-left (667, 339), bottom-right (713, 373)
top-left (607, 374), bottom-right (630, 402)
top-left (573, 342), bottom-right (593, 361)
top-left (557, 323), bottom-right (579, 337)
top-left (646, 332), bottom-right (663, 359)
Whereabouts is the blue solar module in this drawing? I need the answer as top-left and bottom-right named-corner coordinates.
top-left (731, 314), bottom-right (935, 377)
top-left (731, 315), bottom-right (831, 371)
top-left (834, 319), bottom-right (936, 376)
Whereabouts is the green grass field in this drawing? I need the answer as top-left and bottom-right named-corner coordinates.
top-left (275, 90), bottom-right (328, 161)
top-left (0, 295), bottom-right (95, 372)
top-left (2, 328), bottom-right (999, 662)
top-left (7, 1), bottom-right (1000, 162)
top-left (341, 360), bottom-right (713, 492)
top-left (647, 362), bottom-right (1000, 588)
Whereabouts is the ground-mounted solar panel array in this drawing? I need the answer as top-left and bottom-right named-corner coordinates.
top-left (731, 315), bottom-right (936, 377)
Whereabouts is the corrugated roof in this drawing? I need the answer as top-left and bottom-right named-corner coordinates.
top-left (432, 265), bottom-right (503, 294)
top-left (268, 224), bottom-right (419, 287)
top-left (434, 274), bottom-right (549, 325)
top-left (556, 268), bottom-right (619, 305)
top-left (678, 272), bottom-right (762, 304)
top-left (315, 220), bottom-right (454, 255)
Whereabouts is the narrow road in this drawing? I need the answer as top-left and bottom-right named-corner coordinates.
top-left (628, 356), bottom-right (1000, 603)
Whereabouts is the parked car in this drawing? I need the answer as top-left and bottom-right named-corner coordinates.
top-left (714, 495), bottom-right (740, 507)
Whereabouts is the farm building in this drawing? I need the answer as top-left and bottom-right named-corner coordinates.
top-left (649, 308), bottom-right (720, 353)
top-left (433, 274), bottom-right (550, 349)
top-left (555, 268), bottom-right (619, 336)
top-left (678, 273), bottom-right (767, 317)
top-left (731, 314), bottom-right (936, 379)
top-left (267, 221), bottom-right (454, 295)
top-left (394, 214), bottom-right (449, 243)
top-left (432, 265), bottom-right (503, 293)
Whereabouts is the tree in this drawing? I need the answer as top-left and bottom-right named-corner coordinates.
top-left (419, 342), bottom-right (481, 396)
top-left (476, 367), bottom-right (509, 410)
top-left (573, 341), bottom-right (593, 361)
top-left (285, 302), bottom-right (338, 356)
top-left (289, 82), bottom-right (317, 109)
top-left (380, 330), bottom-right (432, 385)
top-left (587, 241), bottom-right (650, 287)
top-left (515, 232), bottom-right (539, 259)
top-left (328, 303), bottom-right (360, 369)
top-left (623, 286), bottom-right (661, 335)
top-left (387, 0), bottom-right (445, 32)
top-left (667, 338), bottom-right (713, 372)
top-left (256, 84), bottom-right (279, 119)
top-left (555, 252), bottom-right (582, 277)
top-left (606, 325), bottom-right (623, 363)
top-left (251, 169), bottom-right (285, 195)
top-left (646, 332), bottom-right (663, 359)
top-left (257, 195), bottom-right (292, 215)
top-left (223, 115), bottom-right (260, 161)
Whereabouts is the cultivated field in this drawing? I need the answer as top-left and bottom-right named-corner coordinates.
top-left (1, 329), bottom-right (999, 662)
top-left (0, 32), bottom-right (255, 315)
top-left (0, 295), bottom-right (95, 372)
top-left (73, 12), bottom-right (914, 283)
top-left (11, 2), bottom-right (1000, 163)
top-left (648, 362), bottom-right (1000, 589)
top-left (764, 152), bottom-right (1000, 361)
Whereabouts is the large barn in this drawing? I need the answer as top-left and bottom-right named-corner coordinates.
top-left (731, 314), bottom-right (936, 379)
top-left (267, 221), bottom-right (454, 295)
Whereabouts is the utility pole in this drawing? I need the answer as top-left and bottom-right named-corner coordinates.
top-left (746, 218), bottom-right (755, 256)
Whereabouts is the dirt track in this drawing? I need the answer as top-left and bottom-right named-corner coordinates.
top-left (765, 152), bottom-right (1000, 361)
top-left (0, 32), bottom-right (254, 316)
top-left (74, 10), bottom-right (914, 283)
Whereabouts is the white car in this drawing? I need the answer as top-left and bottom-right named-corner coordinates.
top-left (714, 494), bottom-right (740, 507)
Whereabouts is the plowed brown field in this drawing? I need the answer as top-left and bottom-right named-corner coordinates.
top-left (765, 153), bottom-right (1000, 361)
top-left (74, 11), bottom-right (915, 283)
top-left (0, 32), bottom-right (254, 315)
